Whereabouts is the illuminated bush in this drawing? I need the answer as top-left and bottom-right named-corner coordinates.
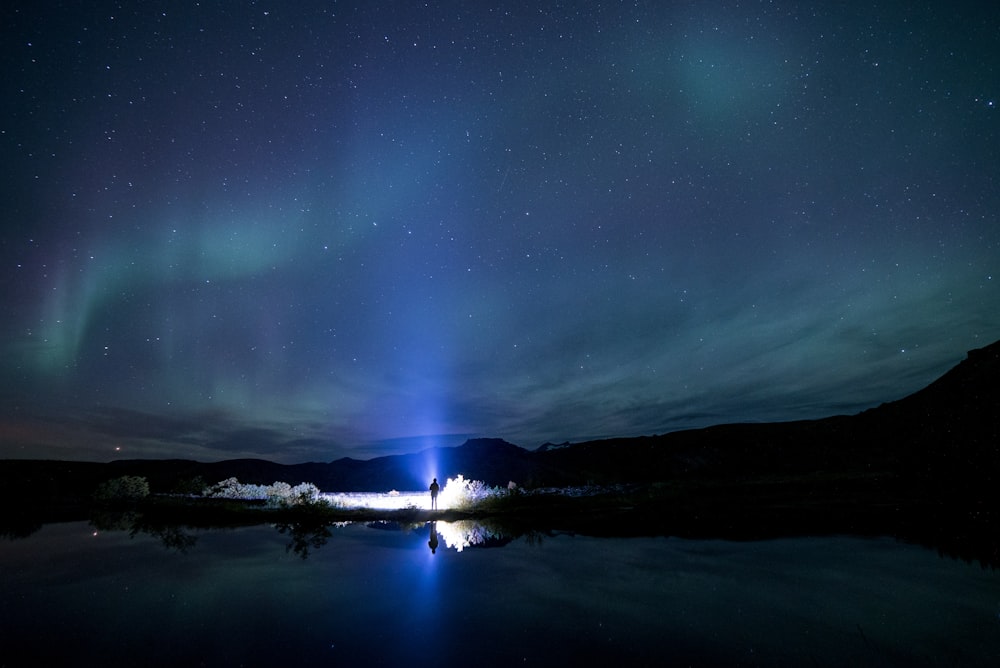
top-left (204, 477), bottom-right (266, 501)
top-left (286, 482), bottom-right (322, 506)
top-left (438, 474), bottom-right (505, 510)
top-left (204, 478), bottom-right (323, 508)
top-left (267, 481), bottom-right (293, 503)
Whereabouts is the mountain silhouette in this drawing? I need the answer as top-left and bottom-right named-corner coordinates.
top-left (2, 339), bottom-right (997, 506)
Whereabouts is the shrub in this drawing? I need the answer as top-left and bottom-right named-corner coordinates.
top-left (287, 482), bottom-right (321, 506)
top-left (204, 478), bottom-right (323, 508)
top-left (172, 476), bottom-right (206, 495)
top-left (438, 474), bottom-right (505, 510)
top-left (204, 477), bottom-right (266, 501)
top-left (93, 476), bottom-right (150, 503)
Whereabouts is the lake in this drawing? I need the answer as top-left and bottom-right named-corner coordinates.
top-left (2, 519), bottom-right (998, 666)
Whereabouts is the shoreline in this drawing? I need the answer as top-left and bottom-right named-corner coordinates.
top-left (4, 478), bottom-right (996, 568)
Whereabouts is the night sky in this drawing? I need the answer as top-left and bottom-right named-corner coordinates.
top-left (2, 1), bottom-right (997, 463)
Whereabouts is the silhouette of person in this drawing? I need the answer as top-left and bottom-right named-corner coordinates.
top-left (429, 477), bottom-right (440, 510)
top-left (428, 521), bottom-right (439, 554)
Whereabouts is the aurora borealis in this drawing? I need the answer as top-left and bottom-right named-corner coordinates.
top-left (2, 1), bottom-right (998, 462)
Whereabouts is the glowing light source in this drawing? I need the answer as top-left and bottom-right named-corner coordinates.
top-left (322, 491), bottom-right (432, 510)
top-left (320, 475), bottom-right (498, 511)
top-left (437, 475), bottom-right (468, 510)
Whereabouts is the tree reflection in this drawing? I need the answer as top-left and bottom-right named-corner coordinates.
top-left (86, 509), bottom-right (341, 559)
top-left (89, 510), bottom-right (199, 553)
top-left (0, 517), bottom-right (42, 540)
top-left (141, 524), bottom-right (198, 553)
top-left (89, 509), bottom-right (141, 532)
top-left (275, 520), bottom-right (332, 559)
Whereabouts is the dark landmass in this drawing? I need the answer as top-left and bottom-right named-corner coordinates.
top-left (2, 339), bottom-right (998, 564)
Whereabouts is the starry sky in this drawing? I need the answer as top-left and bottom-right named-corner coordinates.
top-left (2, 1), bottom-right (998, 464)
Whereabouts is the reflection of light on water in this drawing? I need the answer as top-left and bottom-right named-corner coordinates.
top-left (434, 520), bottom-right (501, 553)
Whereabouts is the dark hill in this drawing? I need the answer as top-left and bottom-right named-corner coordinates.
top-left (2, 340), bottom-right (997, 507)
top-left (854, 339), bottom-right (1000, 490)
top-left (541, 339), bottom-right (999, 489)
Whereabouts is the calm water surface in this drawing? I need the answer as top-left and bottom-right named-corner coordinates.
top-left (2, 520), bottom-right (998, 667)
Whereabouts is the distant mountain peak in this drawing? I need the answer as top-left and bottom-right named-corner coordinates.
top-left (457, 437), bottom-right (524, 451)
top-left (535, 441), bottom-right (572, 452)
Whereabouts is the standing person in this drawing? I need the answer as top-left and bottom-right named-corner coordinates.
top-left (429, 477), bottom-right (440, 510)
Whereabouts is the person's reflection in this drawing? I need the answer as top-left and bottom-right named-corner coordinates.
top-left (428, 521), bottom-right (439, 554)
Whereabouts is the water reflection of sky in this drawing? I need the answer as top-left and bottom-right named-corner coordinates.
top-left (2, 521), bottom-right (999, 666)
